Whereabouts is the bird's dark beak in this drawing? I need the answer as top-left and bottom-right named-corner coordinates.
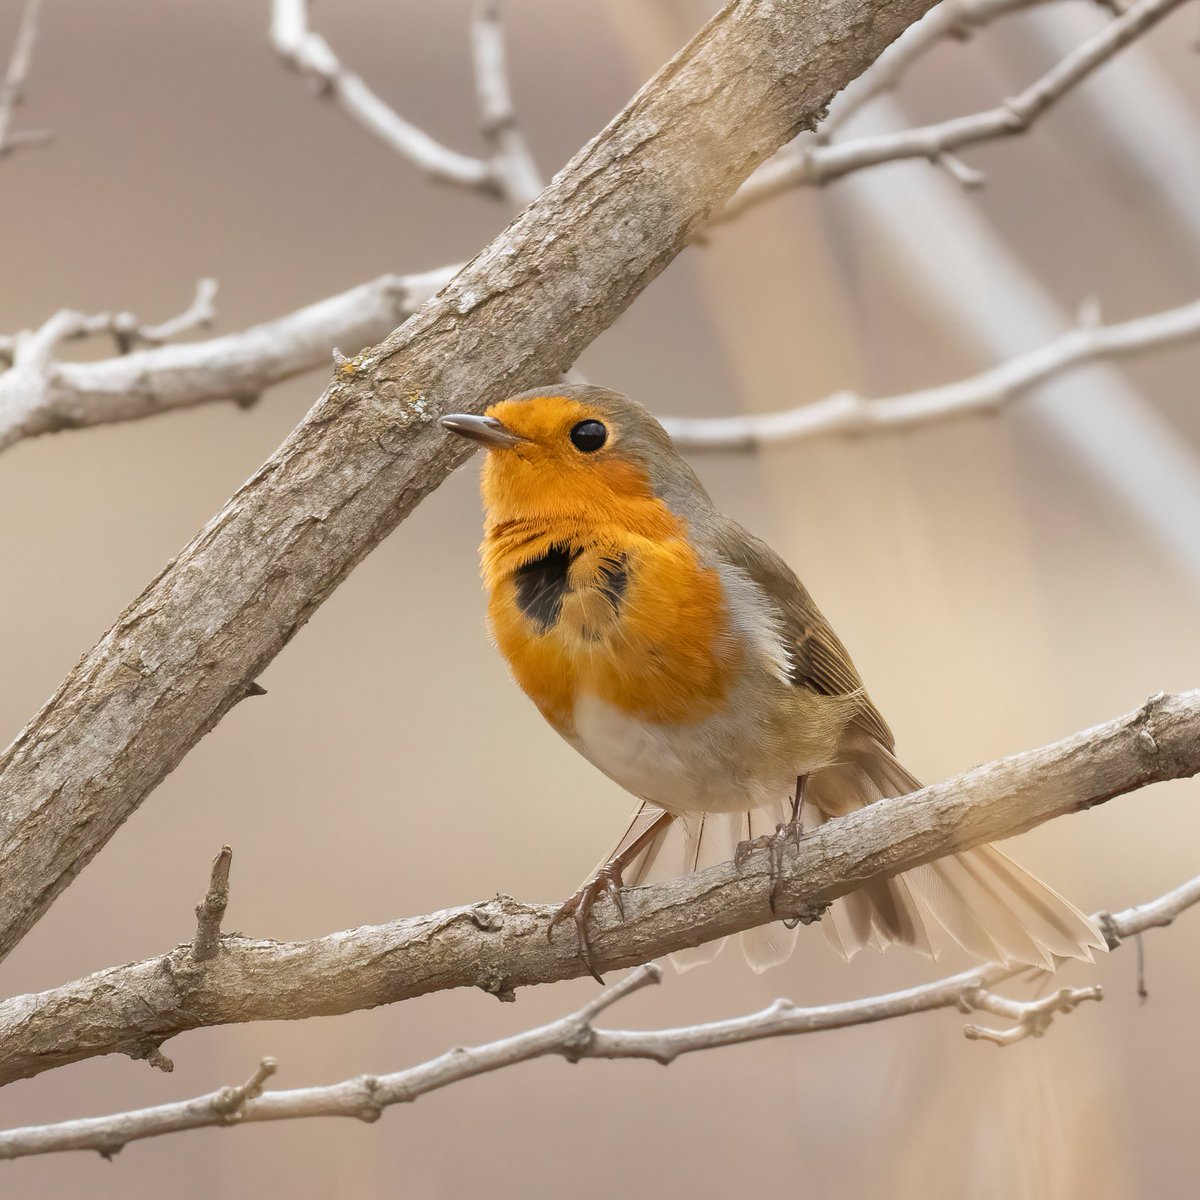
top-left (439, 413), bottom-right (528, 449)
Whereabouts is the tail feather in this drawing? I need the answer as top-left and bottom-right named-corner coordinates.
top-left (593, 740), bottom-right (1103, 973)
top-left (813, 740), bottom-right (1105, 967)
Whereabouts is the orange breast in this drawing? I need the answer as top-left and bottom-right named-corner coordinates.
top-left (485, 521), bottom-right (741, 734)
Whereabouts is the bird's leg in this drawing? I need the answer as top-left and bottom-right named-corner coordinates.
top-left (548, 811), bottom-right (675, 984)
top-left (734, 775), bottom-right (810, 916)
top-left (772, 774), bottom-right (809, 921)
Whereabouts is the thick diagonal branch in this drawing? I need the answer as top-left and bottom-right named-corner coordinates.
top-left (0, 0), bottom-right (941, 964)
top-left (0, 691), bottom-right (1194, 1088)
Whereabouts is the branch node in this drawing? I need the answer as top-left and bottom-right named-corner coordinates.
top-left (1096, 910), bottom-right (1123, 950)
top-left (468, 899), bottom-right (505, 931)
top-left (559, 1022), bottom-right (595, 1064)
top-left (127, 1040), bottom-right (175, 1074)
top-left (211, 1057), bottom-right (278, 1122)
top-left (358, 1076), bottom-right (385, 1122)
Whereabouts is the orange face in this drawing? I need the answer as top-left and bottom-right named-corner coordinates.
top-left (478, 395), bottom-right (674, 534)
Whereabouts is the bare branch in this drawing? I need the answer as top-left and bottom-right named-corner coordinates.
top-left (0, 967), bottom-right (661, 1161)
top-left (661, 295), bottom-right (1200, 449)
top-left (722, 0), bottom-right (1185, 218)
top-left (269, 0), bottom-right (495, 193)
top-left (962, 984), bottom-right (1103, 1045)
top-left (0, 0), bottom-right (49, 159)
top-left (0, 266), bottom-right (455, 451)
top-left (820, 0), bottom-right (1054, 139)
top-left (192, 846), bottom-right (233, 963)
top-left (0, 278), bottom-right (217, 364)
top-left (2, 869), bottom-right (1197, 1161)
top-left (0, 690), bottom-right (1195, 1087)
top-left (470, 0), bottom-right (542, 206)
top-left (0, 0), bottom-right (943, 964)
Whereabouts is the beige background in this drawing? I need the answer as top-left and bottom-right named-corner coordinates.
top-left (1, 1), bottom-right (1198, 1196)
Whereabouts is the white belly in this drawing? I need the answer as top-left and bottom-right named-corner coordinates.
top-left (570, 690), bottom-right (796, 816)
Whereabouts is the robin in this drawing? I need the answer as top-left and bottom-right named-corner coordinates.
top-left (441, 385), bottom-right (1103, 980)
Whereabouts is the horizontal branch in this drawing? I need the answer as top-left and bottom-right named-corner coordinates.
top-left (0, 691), bottom-right (1194, 1087)
top-left (0, 267), bottom-right (456, 452)
top-left (722, 0), bottom-right (1183, 217)
top-left (0, 0), bottom-right (942, 964)
top-left (1, 872), bottom-right (1195, 1161)
top-left (661, 295), bottom-right (1200, 449)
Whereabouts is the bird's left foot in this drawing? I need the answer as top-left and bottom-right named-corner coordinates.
top-left (735, 776), bottom-right (809, 917)
top-left (547, 863), bottom-right (625, 984)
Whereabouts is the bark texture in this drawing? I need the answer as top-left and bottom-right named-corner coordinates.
top-left (0, 691), bottom-right (1193, 1087)
top-left (0, 0), bottom-right (940, 962)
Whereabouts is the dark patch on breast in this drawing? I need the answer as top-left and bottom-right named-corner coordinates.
top-left (514, 544), bottom-right (580, 632)
top-left (597, 554), bottom-right (629, 613)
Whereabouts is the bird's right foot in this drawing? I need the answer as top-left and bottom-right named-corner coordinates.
top-left (547, 863), bottom-right (626, 984)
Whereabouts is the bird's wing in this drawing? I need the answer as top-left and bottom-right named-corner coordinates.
top-left (706, 516), bottom-right (895, 750)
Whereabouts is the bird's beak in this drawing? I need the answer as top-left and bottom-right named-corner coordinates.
top-left (439, 413), bottom-right (528, 449)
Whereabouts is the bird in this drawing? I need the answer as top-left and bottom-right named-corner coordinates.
top-left (440, 385), bottom-right (1104, 980)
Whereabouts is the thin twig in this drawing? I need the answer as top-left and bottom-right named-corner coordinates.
top-left (962, 984), bottom-right (1103, 1044)
top-left (721, 0), bottom-right (1186, 218)
top-left (820, 0), bottom-right (1057, 139)
top-left (0, 691), bottom-right (1196, 1088)
top-left (660, 295), bottom-right (1200, 448)
top-left (269, 0), bottom-right (495, 193)
top-left (192, 846), bottom-right (232, 963)
top-left (470, 0), bottom-right (542, 206)
top-left (0, 279), bottom-right (217, 365)
top-left (0, 0), bottom-right (49, 158)
top-left (1, 873), bottom-right (1195, 1161)
top-left (0, 266), bottom-right (456, 449)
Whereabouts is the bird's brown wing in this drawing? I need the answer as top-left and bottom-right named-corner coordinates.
top-left (707, 517), bottom-right (895, 750)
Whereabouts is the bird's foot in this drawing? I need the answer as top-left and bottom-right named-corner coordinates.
top-left (547, 863), bottom-right (625, 984)
top-left (735, 816), bottom-right (806, 919)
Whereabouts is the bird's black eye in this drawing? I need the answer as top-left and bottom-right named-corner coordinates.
top-left (569, 419), bottom-right (607, 453)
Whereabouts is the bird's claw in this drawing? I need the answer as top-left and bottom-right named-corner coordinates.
top-left (735, 817), bottom-right (806, 915)
top-left (547, 863), bottom-right (626, 984)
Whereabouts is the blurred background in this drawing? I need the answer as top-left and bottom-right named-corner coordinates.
top-left (0, 0), bottom-right (1197, 1196)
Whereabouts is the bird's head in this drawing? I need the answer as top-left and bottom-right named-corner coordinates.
top-left (440, 385), bottom-right (710, 529)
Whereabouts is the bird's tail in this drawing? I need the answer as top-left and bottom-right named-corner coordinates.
top-left (808, 740), bottom-right (1106, 968)
top-left (606, 743), bottom-right (1105, 973)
